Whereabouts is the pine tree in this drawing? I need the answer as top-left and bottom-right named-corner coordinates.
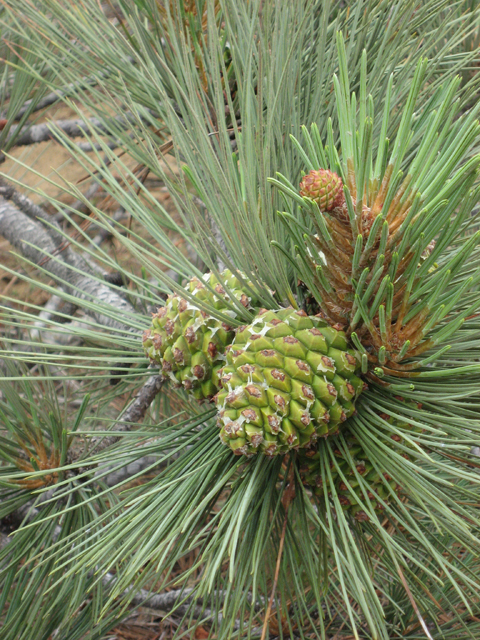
top-left (1, 1), bottom-right (480, 639)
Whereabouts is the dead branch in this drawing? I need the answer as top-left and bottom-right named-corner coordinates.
top-left (0, 178), bottom-right (66, 247)
top-left (12, 81), bottom-right (99, 121)
top-left (92, 206), bottom-right (128, 246)
top-left (11, 56), bottom-right (138, 121)
top-left (0, 196), bottom-right (137, 333)
top-left (54, 181), bottom-right (103, 223)
top-left (102, 574), bottom-right (260, 628)
top-left (6, 116), bottom-right (129, 147)
top-left (98, 452), bottom-right (163, 487)
top-left (73, 374), bottom-right (164, 460)
top-left (0, 531), bottom-right (10, 550)
top-left (76, 139), bottom-right (120, 153)
top-left (102, 575), bottom-right (196, 611)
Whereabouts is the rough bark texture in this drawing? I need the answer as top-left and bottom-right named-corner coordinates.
top-left (6, 117), bottom-right (129, 147)
top-left (0, 196), bottom-right (137, 333)
top-left (98, 452), bottom-right (162, 487)
top-left (11, 58), bottom-right (136, 121)
top-left (0, 181), bottom-right (66, 247)
top-left (13, 90), bottom-right (65, 120)
top-left (0, 532), bottom-right (10, 550)
top-left (77, 374), bottom-right (164, 457)
top-left (102, 574), bottom-right (196, 610)
top-left (12, 79), bottom-right (99, 121)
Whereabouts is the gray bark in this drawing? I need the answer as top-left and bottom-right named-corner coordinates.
top-left (76, 139), bottom-right (120, 153)
top-left (11, 56), bottom-right (137, 121)
top-left (0, 196), bottom-right (137, 333)
top-left (7, 117), bottom-right (126, 147)
top-left (54, 181), bottom-right (103, 223)
top-left (0, 531), bottom-right (10, 550)
top-left (92, 206), bottom-right (128, 246)
top-left (0, 181), bottom-right (66, 247)
top-left (97, 452), bottom-right (162, 487)
top-left (12, 80), bottom-right (99, 121)
top-left (13, 90), bottom-right (64, 121)
top-left (101, 573), bottom-right (262, 625)
top-left (75, 374), bottom-right (164, 458)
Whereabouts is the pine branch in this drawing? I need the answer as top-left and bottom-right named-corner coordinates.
top-left (0, 178), bottom-right (66, 247)
top-left (5, 116), bottom-right (133, 147)
top-left (0, 196), bottom-right (137, 332)
top-left (2, 3), bottom-right (480, 639)
top-left (8, 54), bottom-right (139, 121)
top-left (71, 374), bottom-right (164, 461)
top-left (0, 532), bottom-right (10, 551)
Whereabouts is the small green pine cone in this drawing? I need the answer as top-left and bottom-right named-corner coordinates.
top-left (298, 399), bottom-right (423, 520)
top-left (215, 307), bottom-right (364, 456)
top-left (299, 169), bottom-right (345, 211)
top-left (142, 270), bottom-right (260, 401)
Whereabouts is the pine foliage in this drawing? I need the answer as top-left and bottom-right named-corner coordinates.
top-left (1, 1), bottom-right (480, 639)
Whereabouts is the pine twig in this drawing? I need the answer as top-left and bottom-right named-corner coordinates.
top-left (0, 177), bottom-right (66, 247)
top-left (0, 196), bottom-right (137, 333)
top-left (71, 374), bottom-right (164, 461)
top-left (0, 531), bottom-right (10, 550)
top-left (5, 116), bottom-right (132, 147)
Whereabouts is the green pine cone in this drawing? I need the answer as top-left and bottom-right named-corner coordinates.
top-left (299, 169), bottom-right (345, 211)
top-left (298, 399), bottom-right (423, 520)
top-left (215, 307), bottom-right (364, 456)
top-left (142, 270), bottom-right (260, 401)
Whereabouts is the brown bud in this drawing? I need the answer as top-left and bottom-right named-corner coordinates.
top-left (192, 365), bottom-right (205, 379)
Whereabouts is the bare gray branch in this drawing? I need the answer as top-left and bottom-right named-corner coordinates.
top-left (7, 117), bottom-right (124, 147)
top-left (0, 196), bottom-right (137, 333)
top-left (74, 374), bottom-right (164, 459)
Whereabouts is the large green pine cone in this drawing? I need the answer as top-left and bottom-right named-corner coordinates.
top-left (142, 270), bottom-right (259, 401)
top-left (215, 307), bottom-right (364, 456)
top-left (299, 400), bottom-right (423, 520)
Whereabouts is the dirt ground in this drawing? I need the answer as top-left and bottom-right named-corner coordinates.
top-left (0, 102), bottom-right (186, 312)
